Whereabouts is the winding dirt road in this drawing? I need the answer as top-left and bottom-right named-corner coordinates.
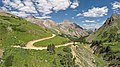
top-left (26, 34), bottom-right (56, 49)
top-left (13, 34), bottom-right (75, 50)
top-left (13, 34), bottom-right (82, 66)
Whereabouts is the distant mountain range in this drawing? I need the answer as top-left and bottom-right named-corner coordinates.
top-left (26, 16), bottom-right (88, 37)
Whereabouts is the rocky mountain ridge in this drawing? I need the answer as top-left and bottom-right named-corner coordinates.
top-left (87, 14), bottom-right (120, 42)
top-left (26, 16), bottom-right (88, 37)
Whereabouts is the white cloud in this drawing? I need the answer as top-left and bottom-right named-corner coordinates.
top-left (82, 20), bottom-right (96, 23)
top-left (1, 0), bottom-right (79, 19)
top-left (70, 0), bottom-right (79, 9)
top-left (82, 23), bottom-right (102, 29)
top-left (77, 6), bottom-right (108, 17)
top-left (76, 13), bottom-right (82, 16)
top-left (112, 1), bottom-right (120, 9)
top-left (36, 16), bottom-right (52, 19)
top-left (111, 1), bottom-right (120, 14)
top-left (113, 9), bottom-right (120, 14)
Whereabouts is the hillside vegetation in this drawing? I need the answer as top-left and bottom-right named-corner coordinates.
top-left (87, 14), bottom-right (120, 67)
top-left (0, 11), bottom-right (80, 67)
top-left (0, 13), bottom-right (53, 48)
top-left (0, 46), bottom-right (78, 67)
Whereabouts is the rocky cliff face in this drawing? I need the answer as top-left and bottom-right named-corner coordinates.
top-left (26, 17), bottom-right (88, 37)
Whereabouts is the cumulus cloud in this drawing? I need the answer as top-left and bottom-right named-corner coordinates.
top-left (112, 1), bottom-right (120, 9)
top-left (1, 0), bottom-right (79, 19)
top-left (70, 0), bottom-right (79, 9)
top-left (111, 1), bottom-right (120, 14)
top-left (77, 6), bottom-right (108, 17)
top-left (82, 20), bottom-right (96, 23)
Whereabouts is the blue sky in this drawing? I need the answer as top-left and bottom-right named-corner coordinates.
top-left (0, 0), bottom-right (120, 29)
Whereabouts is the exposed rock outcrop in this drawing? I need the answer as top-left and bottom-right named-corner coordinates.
top-left (26, 17), bottom-right (88, 37)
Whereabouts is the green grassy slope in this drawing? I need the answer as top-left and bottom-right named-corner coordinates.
top-left (0, 14), bottom-right (52, 48)
top-left (87, 14), bottom-right (120, 42)
top-left (87, 14), bottom-right (120, 66)
top-left (0, 47), bottom-right (68, 67)
top-left (34, 36), bottom-right (71, 47)
top-left (87, 14), bottom-right (120, 51)
top-left (0, 12), bottom-right (75, 67)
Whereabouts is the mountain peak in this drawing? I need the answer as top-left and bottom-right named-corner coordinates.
top-left (26, 17), bottom-right (88, 37)
top-left (111, 14), bottom-right (120, 19)
top-left (103, 14), bottom-right (120, 26)
top-left (87, 14), bottom-right (120, 42)
top-left (62, 20), bottom-right (73, 24)
top-left (63, 20), bottom-right (70, 22)
top-left (26, 15), bottom-right (36, 19)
